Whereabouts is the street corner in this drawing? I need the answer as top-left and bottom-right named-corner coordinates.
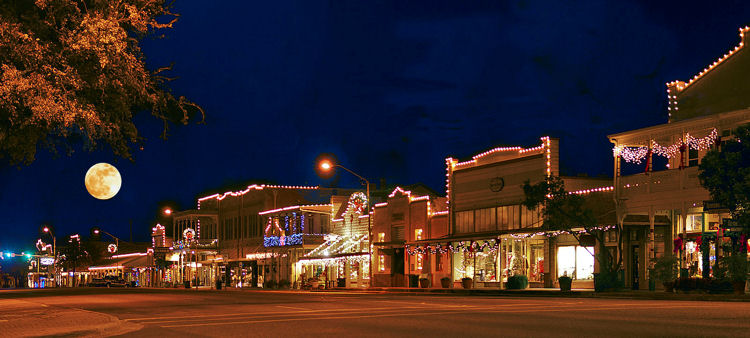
top-left (0, 299), bottom-right (142, 337)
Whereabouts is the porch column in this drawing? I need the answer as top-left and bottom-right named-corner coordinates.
top-left (648, 207), bottom-right (655, 281)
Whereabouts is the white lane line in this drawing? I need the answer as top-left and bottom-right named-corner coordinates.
top-left (275, 305), bottom-right (308, 310)
top-left (134, 304), bottom-right (487, 324)
top-left (160, 303), bottom-right (724, 328)
top-left (125, 304), bottom-right (478, 322)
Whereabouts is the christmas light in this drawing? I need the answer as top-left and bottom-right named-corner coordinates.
top-left (568, 186), bottom-right (614, 195)
top-left (111, 252), bottom-right (147, 258)
top-left (614, 129), bottom-right (717, 163)
top-left (197, 184), bottom-right (319, 209)
top-left (667, 26), bottom-right (749, 93)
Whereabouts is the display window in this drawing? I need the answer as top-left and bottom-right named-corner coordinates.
top-left (452, 240), bottom-right (499, 282)
top-left (557, 245), bottom-right (594, 280)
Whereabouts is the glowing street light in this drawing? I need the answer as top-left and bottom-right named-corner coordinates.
top-left (316, 158), bottom-right (373, 285)
top-left (163, 208), bottom-right (172, 216)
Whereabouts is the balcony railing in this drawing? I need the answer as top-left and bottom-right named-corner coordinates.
top-left (619, 166), bottom-right (703, 200)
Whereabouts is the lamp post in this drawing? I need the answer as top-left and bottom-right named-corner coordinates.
top-left (42, 226), bottom-right (56, 287)
top-left (319, 159), bottom-right (372, 286)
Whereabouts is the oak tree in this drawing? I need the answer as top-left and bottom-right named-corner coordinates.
top-left (0, 0), bottom-right (203, 165)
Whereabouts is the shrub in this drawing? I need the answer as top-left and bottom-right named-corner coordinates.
top-left (651, 254), bottom-right (679, 282)
top-left (264, 280), bottom-right (277, 289)
top-left (278, 279), bottom-right (290, 289)
top-left (507, 275), bottom-right (528, 289)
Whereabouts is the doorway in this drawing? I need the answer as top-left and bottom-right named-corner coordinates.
top-left (631, 245), bottom-right (640, 290)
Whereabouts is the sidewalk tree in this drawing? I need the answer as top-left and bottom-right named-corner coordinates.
top-left (699, 124), bottom-right (750, 233)
top-left (0, 0), bottom-right (204, 165)
top-left (522, 176), bottom-right (621, 289)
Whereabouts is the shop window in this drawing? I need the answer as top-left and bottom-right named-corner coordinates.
top-left (415, 229), bottom-right (423, 241)
top-left (686, 214), bottom-right (703, 232)
top-left (455, 211), bottom-right (474, 233)
top-left (378, 255), bottom-right (386, 272)
top-left (557, 246), bottom-right (594, 280)
top-left (416, 254), bottom-right (423, 270)
top-left (688, 148), bottom-right (699, 167)
top-left (378, 232), bottom-right (385, 242)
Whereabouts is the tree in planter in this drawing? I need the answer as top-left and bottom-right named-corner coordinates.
top-left (699, 124), bottom-right (750, 231)
top-left (523, 176), bottom-right (621, 290)
top-left (56, 235), bottom-right (91, 286)
top-left (699, 124), bottom-right (750, 292)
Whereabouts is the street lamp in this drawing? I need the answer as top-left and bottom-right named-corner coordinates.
top-left (318, 159), bottom-right (373, 286)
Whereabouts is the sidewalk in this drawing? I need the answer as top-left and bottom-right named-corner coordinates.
top-left (0, 298), bottom-right (141, 337)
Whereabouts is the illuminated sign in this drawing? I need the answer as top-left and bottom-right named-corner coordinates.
top-left (40, 257), bottom-right (55, 266)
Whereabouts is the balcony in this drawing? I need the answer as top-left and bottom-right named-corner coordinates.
top-left (618, 166), bottom-right (707, 210)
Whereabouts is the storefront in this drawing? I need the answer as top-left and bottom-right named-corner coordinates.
top-left (298, 234), bottom-right (370, 288)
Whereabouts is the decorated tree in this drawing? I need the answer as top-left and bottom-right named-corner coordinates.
top-left (0, 0), bottom-right (203, 165)
top-left (522, 176), bottom-right (621, 289)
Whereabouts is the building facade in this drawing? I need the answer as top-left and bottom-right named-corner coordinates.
top-left (434, 137), bottom-right (615, 289)
top-left (609, 26), bottom-right (750, 288)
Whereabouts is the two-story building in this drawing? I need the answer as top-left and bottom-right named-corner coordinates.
top-left (439, 137), bottom-right (615, 289)
top-left (609, 26), bottom-right (750, 288)
top-left (372, 187), bottom-right (449, 287)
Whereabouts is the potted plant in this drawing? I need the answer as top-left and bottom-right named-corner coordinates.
top-left (651, 254), bottom-right (678, 292)
top-left (723, 254), bottom-right (748, 295)
top-left (440, 277), bottom-right (451, 288)
top-left (558, 275), bottom-right (572, 291)
top-left (507, 275), bottom-right (528, 290)
top-left (461, 277), bottom-right (473, 289)
top-left (419, 277), bottom-right (430, 288)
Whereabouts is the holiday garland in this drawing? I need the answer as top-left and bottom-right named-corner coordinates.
top-left (613, 129), bottom-right (718, 164)
top-left (405, 225), bottom-right (616, 256)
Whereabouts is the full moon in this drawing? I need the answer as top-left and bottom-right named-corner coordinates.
top-left (84, 163), bottom-right (122, 200)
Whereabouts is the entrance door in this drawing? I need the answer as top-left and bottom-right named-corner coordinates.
top-left (631, 245), bottom-right (640, 290)
top-left (392, 248), bottom-right (405, 287)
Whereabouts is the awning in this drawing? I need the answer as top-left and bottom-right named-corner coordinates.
top-left (89, 254), bottom-right (150, 271)
top-left (303, 234), bottom-right (368, 260)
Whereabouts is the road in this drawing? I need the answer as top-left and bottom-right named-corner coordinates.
top-left (1, 288), bottom-right (749, 337)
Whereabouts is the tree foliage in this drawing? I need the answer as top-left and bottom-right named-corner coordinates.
top-left (699, 124), bottom-right (750, 228)
top-left (0, 0), bottom-right (203, 165)
top-left (522, 176), bottom-right (621, 274)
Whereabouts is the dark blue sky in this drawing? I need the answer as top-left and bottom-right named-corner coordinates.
top-left (2, 1), bottom-right (750, 250)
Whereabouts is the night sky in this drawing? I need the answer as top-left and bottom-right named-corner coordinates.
top-left (2, 1), bottom-right (750, 250)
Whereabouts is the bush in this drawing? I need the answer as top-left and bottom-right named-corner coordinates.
top-left (651, 254), bottom-right (679, 282)
top-left (264, 280), bottom-right (277, 289)
top-left (674, 277), bottom-right (733, 293)
top-left (507, 275), bottom-right (528, 289)
top-left (278, 279), bottom-right (290, 289)
top-left (593, 271), bottom-right (622, 292)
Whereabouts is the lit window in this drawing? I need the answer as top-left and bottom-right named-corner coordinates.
top-left (378, 255), bottom-right (385, 272)
top-left (416, 254), bottom-right (423, 270)
top-left (415, 229), bottom-right (423, 241)
top-left (378, 232), bottom-right (385, 242)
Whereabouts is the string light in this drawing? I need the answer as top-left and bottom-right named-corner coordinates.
top-left (666, 26), bottom-right (749, 93)
top-left (614, 129), bottom-right (718, 163)
top-left (197, 184), bottom-right (320, 209)
top-left (568, 186), bottom-right (614, 195)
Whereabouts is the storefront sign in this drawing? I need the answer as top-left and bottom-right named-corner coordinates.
top-left (703, 201), bottom-right (728, 212)
top-left (40, 257), bottom-right (54, 266)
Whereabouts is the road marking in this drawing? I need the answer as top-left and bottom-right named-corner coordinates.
top-left (275, 305), bottom-right (308, 310)
top-left (125, 304), bottom-right (476, 322)
top-left (131, 304), bottom-right (487, 324)
top-left (158, 303), bottom-right (723, 328)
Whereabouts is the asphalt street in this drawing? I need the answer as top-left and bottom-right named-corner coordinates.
top-left (1, 288), bottom-right (749, 337)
